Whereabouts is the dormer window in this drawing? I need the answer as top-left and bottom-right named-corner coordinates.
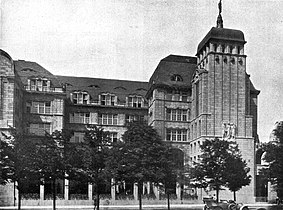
top-left (171, 74), bottom-right (183, 82)
top-left (71, 91), bottom-right (89, 104)
top-left (128, 96), bottom-right (143, 108)
top-left (100, 93), bottom-right (116, 106)
top-left (29, 78), bottom-right (50, 91)
top-left (229, 45), bottom-right (233, 54)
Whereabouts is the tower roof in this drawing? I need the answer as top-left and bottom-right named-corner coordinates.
top-left (197, 27), bottom-right (246, 54)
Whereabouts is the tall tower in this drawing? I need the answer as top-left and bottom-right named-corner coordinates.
top-left (190, 1), bottom-right (259, 203)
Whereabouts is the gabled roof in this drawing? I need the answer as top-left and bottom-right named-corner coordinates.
top-left (147, 55), bottom-right (197, 95)
top-left (14, 60), bottom-right (62, 87)
top-left (56, 76), bottom-right (148, 103)
top-left (197, 27), bottom-right (246, 54)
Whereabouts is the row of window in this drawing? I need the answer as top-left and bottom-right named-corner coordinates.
top-left (26, 100), bottom-right (64, 114)
top-left (98, 114), bottom-right (118, 125)
top-left (29, 101), bottom-right (51, 114)
top-left (166, 129), bottom-right (188, 142)
top-left (69, 113), bottom-right (145, 125)
top-left (71, 92), bottom-right (145, 107)
top-left (29, 79), bottom-right (50, 92)
top-left (199, 43), bottom-right (243, 60)
top-left (28, 123), bottom-right (120, 142)
top-left (28, 122), bottom-right (189, 143)
top-left (69, 113), bottom-right (90, 124)
top-left (29, 123), bottom-right (51, 136)
top-left (166, 109), bottom-right (188, 122)
top-left (26, 78), bottom-right (63, 93)
top-left (71, 132), bottom-right (118, 143)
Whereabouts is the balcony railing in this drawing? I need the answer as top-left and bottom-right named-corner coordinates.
top-left (24, 86), bottom-right (64, 93)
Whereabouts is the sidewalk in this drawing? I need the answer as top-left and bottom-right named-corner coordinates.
top-left (0, 204), bottom-right (204, 210)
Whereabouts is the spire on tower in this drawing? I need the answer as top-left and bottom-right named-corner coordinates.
top-left (216, 0), bottom-right (223, 28)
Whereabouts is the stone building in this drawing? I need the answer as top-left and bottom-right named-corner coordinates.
top-left (0, 4), bottom-right (260, 205)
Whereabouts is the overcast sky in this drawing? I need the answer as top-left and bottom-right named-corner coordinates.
top-left (1, 0), bottom-right (283, 142)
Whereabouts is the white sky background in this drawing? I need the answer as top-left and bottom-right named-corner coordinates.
top-left (1, 0), bottom-right (283, 142)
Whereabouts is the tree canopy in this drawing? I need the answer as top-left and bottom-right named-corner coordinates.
top-left (0, 130), bottom-right (39, 210)
top-left (79, 125), bottom-right (113, 210)
top-left (260, 123), bottom-right (283, 199)
top-left (108, 122), bottom-right (178, 210)
top-left (190, 138), bottom-right (250, 202)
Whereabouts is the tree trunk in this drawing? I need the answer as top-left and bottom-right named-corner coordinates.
top-left (216, 186), bottom-right (219, 203)
top-left (233, 191), bottom-right (236, 201)
top-left (96, 193), bottom-right (100, 210)
top-left (52, 178), bottom-right (56, 210)
top-left (167, 192), bottom-right (170, 210)
top-left (18, 189), bottom-right (21, 210)
top-left (138, 182), bottom-right (142, 210)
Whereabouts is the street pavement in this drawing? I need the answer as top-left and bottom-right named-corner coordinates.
top-left (1, 203), bottom-right (282, 210)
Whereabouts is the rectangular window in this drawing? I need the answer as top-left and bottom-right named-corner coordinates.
top-left (36, 80), bottom-right (43, 91)
top-left (29, 123), bottom-right (51, 136)
top-left (72, 92), bottom-right (89, 104)
top-left (109, 132), bottom-right (118, 143)
top-left (181, 95), bottom-right (188, 102)
top-left (71, 132), bottom-right (84, 143)
top-left (128, 96), bottom-right (143, 107)
top-left (29, 79), bottom-right (50, 92)
top-left (69, 112), bottom-right (90, 124)
top-left (125, 115), bottom-right (144, 123)
top-left (42, 80), bottom-right (48, 91)
top-left (166, 109), bottom-right (188, 122)
top-left (31, 101), bottom-right (51, 114)
top-left (166, 129), bottom-right (187, 141)
top-left (101, 94), bottom-right (115, 106)
top-left (30, 80), bottom-right (36, 91)
top-left (195, 82), bottom-right (200, 117)
top-left (98, 114), bottom-right (118, 125)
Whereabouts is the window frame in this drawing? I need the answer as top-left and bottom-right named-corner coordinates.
top-left (101, 93), bottom-right (115, 106)
top-left (166, 108), bottom-right (188, 122)
top-left (98, 114), bottom-right (118, 125)
top-left (128, 96), bottom-right (143, 108)
top-left (72, 91), bottom-right (89, 105)
top-left (69, 112), bottom-right (90, 124)
top-left (166, 129), bottom-right (187, 142)
top-left (29, 123), bottom-right (51, 136)
top-left (30, 101), bottom-right (51, 114)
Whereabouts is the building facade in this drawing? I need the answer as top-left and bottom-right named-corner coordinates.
top-left (0, 11), bottom-right (260, 205)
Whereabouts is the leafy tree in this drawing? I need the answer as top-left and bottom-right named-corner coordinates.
top-left (108, 122), bottom-right (177, 210)
top-left (260, 123), bottom-right (283, 200)
top-left (225, 154), bottom-right (251, 201)
top-left (159, 148), bottom-right (187, 210)
top-left (190, 138), bottom-right (250, 202)
top-left (0, 130), bottom-right (38, 210)
top-left (79, 125), bottom-right (113, 210)
top-left (35, 130), bottom-right (71, 210)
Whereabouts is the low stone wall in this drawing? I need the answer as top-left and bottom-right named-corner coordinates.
top-left (20, 197), bottom-right (201, 206)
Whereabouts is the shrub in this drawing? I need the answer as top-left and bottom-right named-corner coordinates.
top-left (115, 194), bottom-right (134, 200)
top-left (69, 194), bottom-right (88, 200)
top-left (21, 193), bottom-right (40, 200)
top-left (44, 194), bottom-right (64, 200)
top-left (160, 193), bottom-right (177, 200)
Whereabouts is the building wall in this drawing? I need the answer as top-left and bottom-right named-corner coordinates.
top-left (192, 40), bottom-right (256, 203)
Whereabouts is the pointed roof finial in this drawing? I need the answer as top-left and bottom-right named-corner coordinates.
top-left (216, 0), bottom-right (223, 28)
top-left (218, 0), bottom-right (222, 14)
